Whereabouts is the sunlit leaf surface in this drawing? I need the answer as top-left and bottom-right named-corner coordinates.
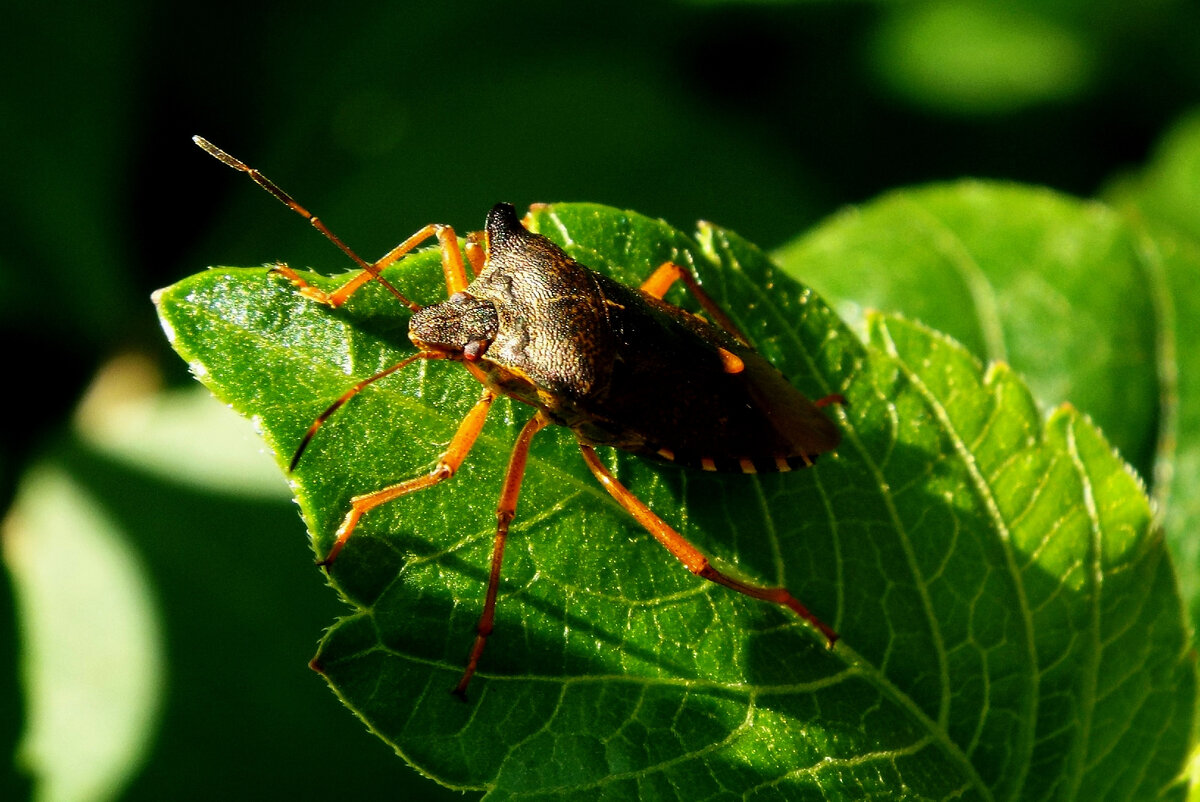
top-left (156, 203), bottom-right (1192, 800)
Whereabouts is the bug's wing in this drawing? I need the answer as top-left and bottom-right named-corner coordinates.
top-left (738, 350), bottom-right (842, 458)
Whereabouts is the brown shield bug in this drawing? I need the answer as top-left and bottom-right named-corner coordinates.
top-left (193, 136), bottom-right (844, 699)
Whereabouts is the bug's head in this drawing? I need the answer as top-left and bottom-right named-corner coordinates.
top-left (409, 291), bottom-right (499, 362)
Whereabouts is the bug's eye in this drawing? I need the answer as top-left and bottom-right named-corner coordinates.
top-left (463, 339), bottom-right (490, 361)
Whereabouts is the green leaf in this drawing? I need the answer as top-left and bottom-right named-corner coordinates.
top-left (1109, 108), bottom-right (1200, 245)
top-left (775, 183), bottom-right (1160, 492)
top-left (1104, 108), bottom-right (1200, 650)
top-left (155, 202), bottom-right (1192, 799)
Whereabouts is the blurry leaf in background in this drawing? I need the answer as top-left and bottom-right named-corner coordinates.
top-left (1105, 107), bottom-right (1200, 646)
top-left (870, 2), bottom-right (1093, 115)
top-left (0, 6), bottom-right (142, 341)
top-left (775, 182), bottom-right (1159, 480)
top-left (1109, 108), bottom-right (1200, 244)
top-left (75, 353), bottom-right (287, 499)
top-left (4, 465), bottom-right (165, 802)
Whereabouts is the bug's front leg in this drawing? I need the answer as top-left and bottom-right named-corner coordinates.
top-left (578, 443), bottom-right (839, 645)
top-left (465, 230), bottom-right (488, 277)
top-left (271, 222), bottom-right (469, 311)
top-left (192, 137), bottom-right (470, 311)
top-left (319, 389), bottom-right (495, 566)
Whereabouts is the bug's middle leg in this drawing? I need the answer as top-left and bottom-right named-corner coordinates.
top-left (643, 261), bottom-right (848, 409)
top-left (578, 443), bottom-right (839, 645)
top-left (320, 388), bottom-right (495, 566)
top-left (639, 261), bottom-right (749, 345)
top-left (452, 412), bottom-right (550, 700)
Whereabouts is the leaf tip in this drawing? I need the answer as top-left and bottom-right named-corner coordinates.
top-left (155, 305), bottom-right (177, 346)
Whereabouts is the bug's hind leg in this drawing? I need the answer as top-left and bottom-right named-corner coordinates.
top-left (578, 443), bottom-right (838, 645)
top-left (453, 413), bottom-right (550, 700)
top-left (319, 389), bottom-right (495, 566)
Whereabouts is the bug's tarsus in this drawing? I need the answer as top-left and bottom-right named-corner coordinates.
top-left (289, 426), bottom-right (319, 474)
top-left (268, 262), bottom-right (355, 308)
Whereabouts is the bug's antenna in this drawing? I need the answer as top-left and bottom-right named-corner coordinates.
top-left (193, 135), bottom-right (419, 310)
top-left (289, 351), bottom-right (443, 472)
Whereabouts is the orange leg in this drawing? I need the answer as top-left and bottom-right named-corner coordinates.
top-left (452, 412), bottom-right (550, 700)
top-left (465, 230), bottom-right (487, 277)
top-left (319, 389), bottom-right (495, 566)
top-left (578, 443), bottom-right (838, 645)
top-left (273, 223), bottom-right (469, 309)
top-left (640, 261), bottom-right (749, 345)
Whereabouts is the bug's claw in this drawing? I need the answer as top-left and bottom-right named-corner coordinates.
top-left (815, 393), bottom-right (847, 408)
top-left (314, 548), bottom-right (340, 569)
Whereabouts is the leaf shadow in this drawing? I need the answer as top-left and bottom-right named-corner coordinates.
top-left (312, 434), bottom-right (985, 794)
top-left (315, 411), bottom-right (1189, 800)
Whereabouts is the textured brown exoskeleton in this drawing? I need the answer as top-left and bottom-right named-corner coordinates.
top-left (194, 136), bottom-right (844, 699)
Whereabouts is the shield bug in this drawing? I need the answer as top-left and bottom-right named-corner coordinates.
top-left (194, 136), bottom-right (844, 699)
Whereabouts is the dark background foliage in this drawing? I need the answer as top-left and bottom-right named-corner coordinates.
top-left (2, 0), bottom-right (1198, 799)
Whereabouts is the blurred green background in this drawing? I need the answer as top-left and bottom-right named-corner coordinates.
top-left (2, 0), bottom-right (1198, 799)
